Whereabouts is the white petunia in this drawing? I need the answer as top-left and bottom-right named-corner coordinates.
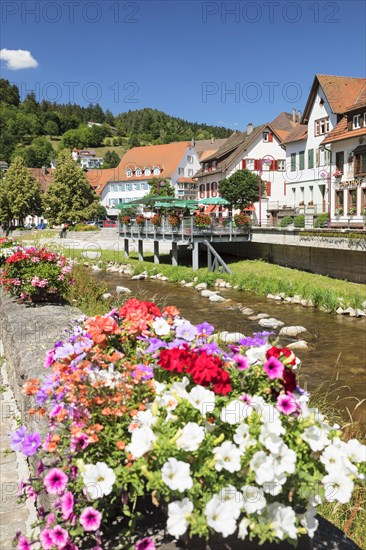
top-left (262, 479), bottom-right (284, 495)
top-left (267, 502), bottom-right (298, 540)
top-left (167, 498), bottom-right (193, 538)
top-left (238, 518), bottom-right (250, 540)
top-left (233, 423), bottom-right (255, 451)
top-left (205, 495), bottom-right (238, 537)
top-left (245, 344), bottom-right (270, 365)
top-left (300, 507), bottom-right (319, 538)
top-left (346, 439), bottom-right (366, 464)
top-left (250, 451), bottom-right (276, 485)
top-left (176, 422), bottom-right (205, 452)
top-left (273, 443), bottom-right (297, 475)
top-left (241, 485), bottom-right (266, 514)
top-left (132, 409), bottom-right (157, 430)
top-left (127, 427), bottom-right (156, 458)
top-left (302, 425), bottom-right (330, 452)
top-left (83, 462), bottom-right (116, 500)
top-left (213, 441), bottom-right (242, 473)
top-left (220, 399), bottom-right (250, 425)
top-left (170, 377), bottom-right (190, 399)
top-left (259, 429), bottom-right (283, 455)
top-left (217, 485), bottom-right (242, 516)
top-left (323, 471), bottom-right (354, 504)
top-left (152, 318), bottom-right (171, 336)
top-left (188, 386), bottom-right (215, 416)
top-left (161, 458), bottom-right (193, 492)
top-left (154, 381), bottom-right (166, 395)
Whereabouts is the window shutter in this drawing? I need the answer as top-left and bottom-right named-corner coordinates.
top-left (211, 182), bottom-right (217, 197)
top-left (268, 133), bottom-right (273, 142)
top-left (273, 160), bottom-right (278, 171)
top-left (266, 182), bottom-right (271, 196)
top-left (199, 185), bottom-right (205, 199)
top-left (242, 159), bottom-right (246, 169)
top-left (254, 159), bottom-right (262, 171)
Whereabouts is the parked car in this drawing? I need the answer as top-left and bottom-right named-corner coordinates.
top-left (103, 219), bottom-right (117, 228)
top-left (36, 223), bottom-right (47, 229)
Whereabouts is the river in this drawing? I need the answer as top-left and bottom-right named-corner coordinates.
top-left (93, 271), bottom-right (366, 424)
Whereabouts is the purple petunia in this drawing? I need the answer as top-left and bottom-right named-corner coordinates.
top-left (276, 394), bottom-right (298, 415)
top-left (22, 432), bottom-right (42, 456)
top-left (80, 507), bottom-right (102, 531)
top-left (10, 426), bottom-right (27, 452)
top-left (145, 338), bottom-right (167, 353)
top-left (175, 322), bottom-right (198, 341)
top-left (132, 364), bottom-right (154, 380)
top-left (61, 491), bottom-right (74, 520)
top-left (135, 538), bottom-right (156, 550)
top-left (196, 322), bottom-right (215, 336)
top-left (44, 468), bottom-right (68, 495)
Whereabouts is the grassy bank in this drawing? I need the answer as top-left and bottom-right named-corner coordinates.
top-left (62, 245), bottom-right (366, 313)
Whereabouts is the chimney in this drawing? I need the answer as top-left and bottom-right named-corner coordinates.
top-left (211, 135), bottom-right (215, 144)
top-left (298, 110), bottom-right (302, 122)
top-left (191, 137), bottom-right (195, 147)
top-left (292, 108), bottom-right (296, 122)
top-left (247, 123), bottom-right (253, 135)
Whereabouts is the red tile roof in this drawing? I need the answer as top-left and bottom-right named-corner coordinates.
top-left (28, 168), bottom-right (55, 192)
top-left (177, 177), bottom-right (198, 183)
top-left (84, 168), bottom-right (118, 194)
top-left (302, 75), bottom-right (366, 121)
top-left (321, 117), bottom-right (366, 145)
top-left (281, 124), bottom-right (308, 145)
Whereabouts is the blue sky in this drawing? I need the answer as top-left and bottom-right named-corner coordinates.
top-left (1, 0), bottom-right (365, 130)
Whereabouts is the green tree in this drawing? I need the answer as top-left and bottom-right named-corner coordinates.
top-left (103, 151), bottom-right (120, 168)
top-left (21, 91), bottom-right (39, 115)
top-left (218, 169), bottom-right (265, 208)
top-left (0, 79), bottom-right (20, 106)
top-left (94, 203), bottom-right (108, 220)
top-left (43, 150), bottom-right (99, 225)
top-left (147, 178), bottom-right (174, 196)
top-left (44, 120), bottom-right (59, 136)
top-left (31, 137), bottom-right (54, 167)
top-left (0, 156), bottom-right (43, 225)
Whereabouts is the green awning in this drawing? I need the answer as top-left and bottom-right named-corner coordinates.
top-left (198, 197), bottom-right (230, 206)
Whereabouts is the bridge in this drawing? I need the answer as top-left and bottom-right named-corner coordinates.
top-left (118, 218), bottom-right (251, 272)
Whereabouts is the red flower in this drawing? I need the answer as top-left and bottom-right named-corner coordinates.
top-left (212, 369), bottom-right (232, 396)
top-left (187, 351), bottom-right (223, 386)
top-left (281, 368), bottom-right (297, 393)
top-left (158, 347), bottom-right (193, 373)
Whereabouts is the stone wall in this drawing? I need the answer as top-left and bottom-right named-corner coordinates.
top-left (214, 242), bottom-right (366, 283)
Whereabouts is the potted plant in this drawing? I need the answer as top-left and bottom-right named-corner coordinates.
top-left (120, 214), bottom-right (131, 225)
top-left (233, 212), bottom-right (251, 227)
top-left (168, 214), bottom-right (180, 228)
top-left (334, 206), bottom-right (343, 216)
top-left (151, 214), bottom-right (162, 227)
top-left (307, 201), bottom-right (314, 207)
top-left (12, 299), bottom-right (366, 549)
top-left (194, 212), bottom-right (211, 228)
top-left (0, 246), bottom-right (74, 303)
top-left (348, 206), bottom-right (357, 216)
top-left (332, 169), bottom-right (343, 177)
top-left (135, 214), bottom-right (146, 226)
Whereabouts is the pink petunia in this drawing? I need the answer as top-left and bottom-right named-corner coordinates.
top-left (79, 507), bottom-right (102, 531)
top-left (263, 356), bottom-right (284, 380)
top-left (43, 350), bottom-right (55, 368)
top-left (276, 393), bottom-right (298, 415)
top-left (233, 353), bottom-right (249, 371)
top-left (17, 536), bottom-right (31, 550)
top-left (40, 528), bottom-right (54, 550)
top-left (44, 468), bottom-right (68, 495)
top-left (50, 525), bottom-right (69, 547)
top-left (61, 491), bottom-right (74, 520)
top-left (135, 538), bottom-right (156, 550)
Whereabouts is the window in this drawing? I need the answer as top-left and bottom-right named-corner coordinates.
top-left (187, 155), bottom-right (193, 163)
top-left (278, 159), bottom-right (286, 171)
top-left (314, 117), bottom-right (330, 136)
top-left (126, 183), bottom-right (132, 191)
top-left (110, 184), bottom-right (115, 192)
top-left (204, 163), bottom-right (208, 172)
top-left (246, 159), bottom-right (255, 170)
top-left (199, 184), bottom-right (205, 199)
top-left (324, 148), bottom-right (331, 165)
top-left (354, 151), bottom-right (366, 176)
top-left (290, 153), bottom-right (296, 172)
top-left (135, 168), bottom-right (142, 177)
top-left (133, 183), bottom-right (140, 190)
top-left (335, 190), bottom-right (344, 208)
top-left (348, 189), bottom-right (357, 213)
top-left (353, 114), bottom-right (361, 129)
top-left (143, 182), bottom-right (149, 190)
top-left (263, 132), bottom-right (269, 142)
top-left (188, 169), bottom-right (194, 177)
top-left (153, 168), bottom-right (160, 175)
top-left (364, 113), bottom-right (366, 127)
top-left (178, 167), bottom-right (184, 175)
top-left (308, 149), bottom-right (314, 169)
top-left (212, 160), bottom-right (217, 170)
top-left (144, 168), bottom-right (151, 176)
top-left (299, 151), bottom-right (305, 170)
top-left (126, 169), bottom-right (132, 177)
top-left (335, 151), bottom-right (344, 171)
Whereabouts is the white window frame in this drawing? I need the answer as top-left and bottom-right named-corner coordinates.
top-left (187, 155), bottom-right (193, 163)
top-left (135, 168), bottom-right (142, 177)
top-left (353, 114), bottom-right (361, 129)
top-left (178, 167), bottom-right (184, 175)
top-left (110, 184), bottom-right (115, 192)
top-left (153, 168), bottom-right (160, 175)
top-left (246, 159), bottom-right (255, 170)
top-left (314, 117), bottom-right (329, 136)
top-left (144, 169), bottom-right (151, 176)
top-left (126, 169), bottom-right (132, 177)
top-left (278, 159), bottom-right (286, 171)
top-left (188, 168), bottom-right (194, 177)
top-left (263, 132), bottom-right (269, 142)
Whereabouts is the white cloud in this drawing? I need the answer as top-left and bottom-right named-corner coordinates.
top-left (0, 49), bottom-right (38, 70)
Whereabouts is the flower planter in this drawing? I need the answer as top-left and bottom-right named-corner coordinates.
top-left (17, 293), bottom-right (62, 305)
top-left (179, 532), bottom-right (311, 550)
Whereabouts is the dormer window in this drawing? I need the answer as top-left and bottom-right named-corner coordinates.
top-left (135, 168), bottom-right (142, 176)
top-left (212, 160), bottom-right (217, 169)
top-left (144, 168), bottom-right (151, 176)
top-left (353, 114), bottom-right (361, 129)
top-left (153, 167), bottom-right (160, 175)
top-left (126, 169), bottom-right (132, 177)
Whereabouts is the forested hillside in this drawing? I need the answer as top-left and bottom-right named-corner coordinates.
top-left (0, 79), bottom-right (232, 166)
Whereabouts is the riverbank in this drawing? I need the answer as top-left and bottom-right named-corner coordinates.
top-left (64, 244), bottom-right (366, 313)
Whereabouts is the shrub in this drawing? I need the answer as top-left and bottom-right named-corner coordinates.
top-left (280, 216), bottom-right (294, 227)
top-left (294, 214), bottom-right (305, 228)
top-left (314, 213), bottom-right (329, 228)
top-left (11, 300), bottom-right (366, 549)
top-left (0, 237), bottom-right (21, 265)
top-left (0, 246), bottom-right (74, 301)
top-left (70, 224), bottom-right (100, 232)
